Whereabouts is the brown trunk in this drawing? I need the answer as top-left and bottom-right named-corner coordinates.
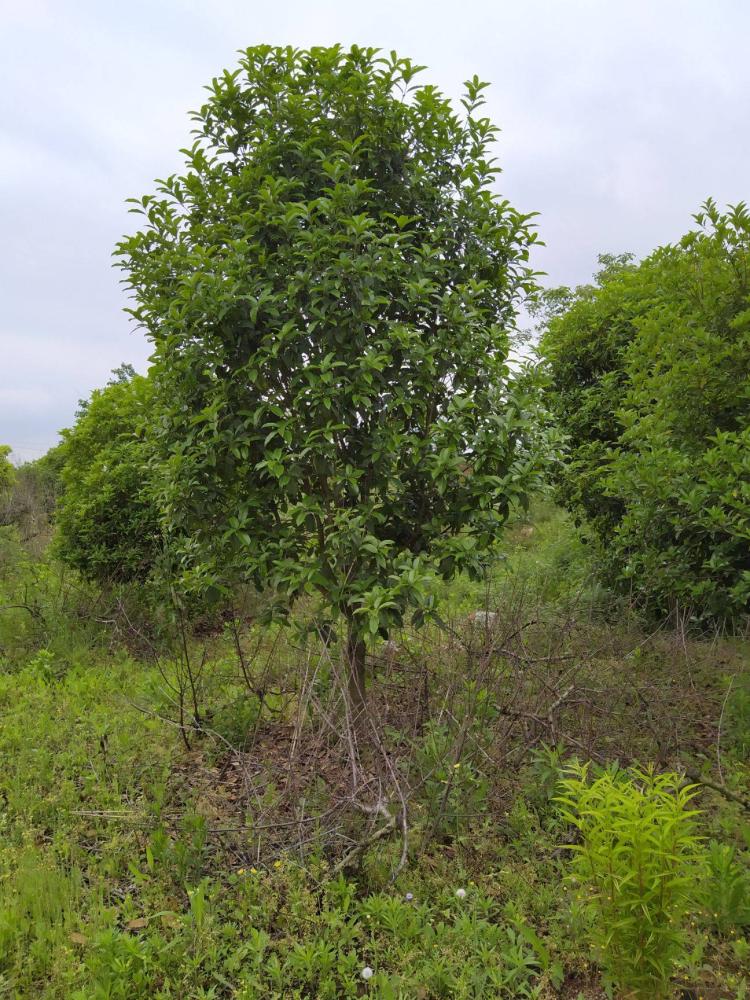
top-left (346, 623), bottom-right (367, 723)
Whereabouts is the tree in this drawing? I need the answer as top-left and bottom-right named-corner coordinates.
top-left (0, 446), bottom-right (14, 498)
top-left (116, 45), bottom-right (546, 716)
top-left (54, 368), bottom-right (161, 583)
top-left (531, 253), bottom-right (644, 542)
top-left (0, 445), bottom-right (16, 530)
top-left (541, 202), bottom-right (750, 623)
top-left (0, 448), bottom-right (62, 545)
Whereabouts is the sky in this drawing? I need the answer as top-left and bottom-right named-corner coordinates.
top-left (2, 0), bottom-right (749, 461)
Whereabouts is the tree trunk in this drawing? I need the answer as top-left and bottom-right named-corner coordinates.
top-left (346, 622), bottom-right (367, 723)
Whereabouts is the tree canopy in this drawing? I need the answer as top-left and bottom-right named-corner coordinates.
top-left (116, 44), bottom-right (547, 704)
top-left (0, 446), bottom-right (14, 498)
top-left (541, 201), bottom-right (750, 623)
top-left (54, 368), bottom-right (160, 583)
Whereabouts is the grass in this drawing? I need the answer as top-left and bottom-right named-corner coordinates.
top-left (0, 509), bottom-right (748, 998)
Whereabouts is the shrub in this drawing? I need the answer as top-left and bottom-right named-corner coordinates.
top-left (116, 45), bottom-right (549, 717)
top-left (541, 201), bottom-right (750, 624)
top-left (556, 762), bottom-right (703, 999)
top-left (609, 427), bottom-right (750, 621)
top-left (534, 253), bottom-right (644, 542)
top-left (54, 366), bottom-right (161, 584)
top-left (0, 449), bottom-right (62, 549)
top-left (413, 720), bottom-right (489, 840)
top-left (702, 839), bottom-right (750, 936)
top-left (0, 445), bottom-right (14, 498)
top-left (725, 675), bottom-right (750, 758)
top-left (0, 529), bottom-right (104, 670)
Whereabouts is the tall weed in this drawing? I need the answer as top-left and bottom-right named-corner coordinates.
top-left (556, 763), bottom-right (704, 999)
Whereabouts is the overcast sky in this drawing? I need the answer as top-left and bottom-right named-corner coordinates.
top-left (2, 0), bottom-right (748, 460)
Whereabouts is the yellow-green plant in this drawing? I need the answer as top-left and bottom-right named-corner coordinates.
top-left (556, 763), bottom-right (703, 999)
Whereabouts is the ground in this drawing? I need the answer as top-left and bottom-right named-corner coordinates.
top-left (0, 506), bottom-right (748, 998)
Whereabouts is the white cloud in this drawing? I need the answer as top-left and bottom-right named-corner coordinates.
top-left (2, 0), bottom-right (749, 453)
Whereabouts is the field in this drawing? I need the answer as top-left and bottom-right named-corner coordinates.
top-left (1, 506), bottom-right (748, 999)
top-left (2, 21), bottom-right (749, 1000)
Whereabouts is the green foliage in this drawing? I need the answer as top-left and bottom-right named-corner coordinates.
top-left (541, 201), bottom-right (750, 623)
top-left (522, 743), bottom-right (567, 824)
top-left (1, 450), bottom-right (62, 550)
top-left (534, 252), bottom-right (641, 540)
top-left (0, 649), bottom-right (552, 997)
top-left (702, 839), bottom-right (750, 936)
top-left (116, 45), bottom-right (547, 650)
top-left (0, 445), bottom-right (14, 498)
top-left (0, 445), bottom-right (17, 530)
top-left (20, 444), bottom-right (67, 505)
top-left (725, 675), bottom-right (750, 758)
top-left (0, 528), bottom-right (105, 670)
top-left (557, 763), bottom-right (704, 999)
top-left (54, 367), bottom-right (161, 583)
top-left (413, 720), bottom-right (490, 840)
top-left (0, 508), bottom-right (748, 997)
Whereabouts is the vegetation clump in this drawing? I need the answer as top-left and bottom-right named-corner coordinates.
top-left (0, 445), bottom-right (14, 498)
top-left (54, 365), bottom-right (160, 583)
top-left (116, 44), bottom-right (548, 713)
top-left (557, 763), bottom-right (704, 999)
top-left (540, 201), bottom-right (750, 624)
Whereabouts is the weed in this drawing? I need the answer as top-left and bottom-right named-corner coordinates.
top-left (557, 762), bottom-right (704, 999)
top-left (702, 839), bottom-right (750, 936)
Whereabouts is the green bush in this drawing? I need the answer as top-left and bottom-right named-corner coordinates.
top-left (702, 839), bottom-right (750, 936)
top-left (0, 451), bottom-right (62, 551)
top-left (413, 719), bottom-right (490, 840)
top-left (0, 528), bottom-right (105, 670)
top-left (556, 762), bottom-right (704, 999)
top-left (116, 44), bottom-right (550, 719)
top-left (54, 366), bottom-right (161, 584)
top-left (541, 201), bottom-right (750, 624)
top-left (0, 445), bottom-right (14, 499)
top-left (725, 675), bottom-right (750, 758)
top-left (609, 427), bottom-right (750, 621)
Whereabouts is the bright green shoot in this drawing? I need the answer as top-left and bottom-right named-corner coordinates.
top-left (556, 762), bottom-right (704, 1000)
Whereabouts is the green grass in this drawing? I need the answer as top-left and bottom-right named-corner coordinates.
top-left (0, 511), bottom-right (748, 998)
top-left (0, 655), bottom-right (561, 998)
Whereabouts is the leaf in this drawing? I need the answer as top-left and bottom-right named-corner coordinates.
top-left (126, 917), bottom-right (149, 931)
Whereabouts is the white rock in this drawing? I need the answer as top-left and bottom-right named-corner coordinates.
top-left (467, 611), bottom-right (497, 627)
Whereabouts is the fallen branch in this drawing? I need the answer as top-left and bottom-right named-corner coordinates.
top-left (331, 810), bottom-right (396, 875)
top-left (684, 769), bottom-right (750, 813)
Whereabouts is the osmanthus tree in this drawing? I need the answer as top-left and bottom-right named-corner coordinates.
top-left (530, 253), bottom-right (645, 542)
top-left (541, 201), bottom-right (750, 623)
top-left (54, 367), bottom-right (161, 583)
top-left (116, 45), bottom-right (546, 714)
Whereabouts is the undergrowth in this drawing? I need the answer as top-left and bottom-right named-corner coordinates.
top-left (0, 509), bottom-right (748, 998)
